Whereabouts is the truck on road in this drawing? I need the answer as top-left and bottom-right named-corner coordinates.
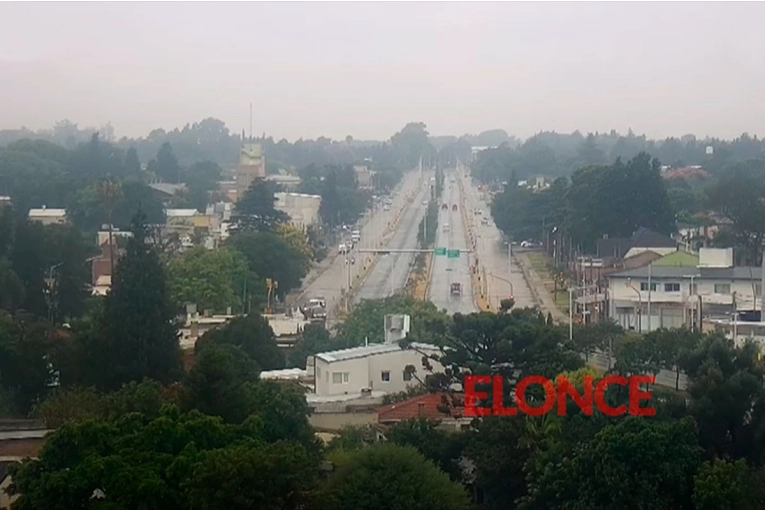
top-left (450, 283), bottom-right (461, 296)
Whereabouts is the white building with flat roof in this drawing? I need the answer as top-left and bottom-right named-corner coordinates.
top-left (28, 207), bottom-right (67, 226)
top-left (274, 192), bottom-right (321, 230)
top-left (608, 248), bottom-right (764, 333)
top-left (308, 342), bottom-right (442, 398)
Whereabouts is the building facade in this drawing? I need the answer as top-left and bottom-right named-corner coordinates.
top-left (607, 248), bottom-right (763, 333)
top-left (235, 142), bottom-right (266, 200)
top-left (28, 208), bottom-right (67, 226)
top-left (308, 342), bottom-right (443, 398)
top-left (274, 192), bottom-right (322, 230)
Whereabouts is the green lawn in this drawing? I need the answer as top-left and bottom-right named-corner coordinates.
top-left (527, 252), bottom-right (570, 313)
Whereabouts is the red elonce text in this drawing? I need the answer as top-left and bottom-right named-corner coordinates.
top-left (464, 375), bottom-right (656, 417)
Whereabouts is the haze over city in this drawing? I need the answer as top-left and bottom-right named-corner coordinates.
top-left (2, 2), bottom-right (765, 140)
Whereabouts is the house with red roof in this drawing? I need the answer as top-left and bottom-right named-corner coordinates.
top-left (377, 393), bottom-right (471, 430)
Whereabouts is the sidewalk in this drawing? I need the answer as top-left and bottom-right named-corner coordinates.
top-left (515, 251), bottom-right (568, 324)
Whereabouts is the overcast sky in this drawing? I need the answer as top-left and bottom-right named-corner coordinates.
top-left (2, 2), bottom-right (764, 141)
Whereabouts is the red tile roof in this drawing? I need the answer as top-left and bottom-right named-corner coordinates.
top-left (377, 393), bottom-right (463, 423)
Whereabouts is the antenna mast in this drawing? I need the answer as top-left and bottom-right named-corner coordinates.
top-left (249, 103), bottom-right (253, 142)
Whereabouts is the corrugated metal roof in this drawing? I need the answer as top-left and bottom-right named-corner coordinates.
top-left (0, 429), bottom-right (52, 440)
top-left (260, 368), bottom-right (307, 380)
top-left (28, 208), bottom-right (66, 217)
top-left (165, 209), bottom-right (198, 217)
top-left (315, 342), bottom-right (440, 363)
top-left (150, 183), bottom-right (186, 195)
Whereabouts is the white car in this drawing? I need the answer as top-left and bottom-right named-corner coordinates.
top-left (383, 205), bottom-right (390, 211)
top-left (338, 243), bottom-right (348, 254)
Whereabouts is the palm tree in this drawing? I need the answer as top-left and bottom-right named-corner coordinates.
top-left (96, 176), bottom-right (123, 277)
top-left (518, 413), bottom-right (562, 452)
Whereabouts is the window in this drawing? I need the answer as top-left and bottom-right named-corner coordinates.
top-left (640, 282), bottom-right (658, 292)
top-left (714, 284), bottom-right (731, 294)
top-left (403, 371), bottom-right (413, 382)
top-left (332, 372), bottom-right (349, 384)
top-left (664, 283), bottom-right (680, 292)
top-left (381, 371), bottom-right (391, 382)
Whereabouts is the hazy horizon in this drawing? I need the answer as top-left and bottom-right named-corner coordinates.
top-left (2, 2), bottom-right (765, 141)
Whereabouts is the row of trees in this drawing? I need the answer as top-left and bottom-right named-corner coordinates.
top-left (472, 130), bottom-right (765, 183)
top-left (491, 151), bottom-right (765, 265)
top-left (1, 118), bottom-right (439, 175)
top-left (10, 120), bottom-right (764, 184)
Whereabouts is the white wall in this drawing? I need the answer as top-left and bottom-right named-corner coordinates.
top-left (609, 275), bottom-right (764, 332)
top-left (314, 347), bottom-right (442, 397)
top-left (609, 276), bottom-right (762, 308)
top-left (275, 193), bottom-right (321, 230)
top-left (623, 247), bottom-right (676, 259)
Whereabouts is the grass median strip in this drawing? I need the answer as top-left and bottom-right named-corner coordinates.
top-left (527, 252), bottom-right (570, 314)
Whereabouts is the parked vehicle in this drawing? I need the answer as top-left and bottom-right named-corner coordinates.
top-left (452, 204), bottom-right (458, 211)
top-left (442, 223), bottom-right (450, 232)
top-left (441, 203), bottom-right (448, 210)
top-left (338, 243), bottom-right (348, 254)
top-left (450, 283), bottom-right (461, 296)
top-left (383, 205), bottom-right (390, 211)
top-left (308, 297), bottom-right (326, 308)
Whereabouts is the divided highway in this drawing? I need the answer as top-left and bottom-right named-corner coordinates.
top-left (353, 172), bottom-right (431, 302)
top-left (294, 170), bottom-right (423, 325)
top-left (459, 168), bottom-right (534, 310)
top-left (429, 170), bottom-right (478, 315)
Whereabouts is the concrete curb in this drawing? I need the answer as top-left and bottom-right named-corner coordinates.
top-left (457, 172), bottom-right (490, 312)
top-left (516, 252), bottom-right (568, 324)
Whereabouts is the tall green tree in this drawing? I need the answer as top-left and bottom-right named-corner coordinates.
top-left (88, 211), bottom-right (181, 390)
top-left (124, 146), bottom-right (141, 176)
top-left (148, 142), bottom-right (182, 184)
top-left (232, 178), bottom-right (289, 232)
top-left (0, 311), bottom-right (54, 415)
top-left (196, 314), bottom-right (284, 371)
top-left (42, 224), bottom-right (93, 321)
top-left (166, 246), bottom-right (250, 313)
top-left (706, 159), bottom-right (765, 265)
top-left (322, 443), bottom-right (471, 510)
top-left (227, 231), bottom-right (307, 298)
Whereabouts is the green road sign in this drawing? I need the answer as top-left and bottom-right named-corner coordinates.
top-left (435, 247), bottom-right (447, 256)
top-left (447, 250), bottom-right (460, 259)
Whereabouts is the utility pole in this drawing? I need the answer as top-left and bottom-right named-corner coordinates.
top-left (761, 251), bottom-right (765, 320)
top-left (569, 287), bottom-right (574, 342)
top-left (647, 263), bottom-right (653, 332)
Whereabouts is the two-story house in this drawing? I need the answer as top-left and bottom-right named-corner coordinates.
top-left (607, 248), bottom-right (762, 333)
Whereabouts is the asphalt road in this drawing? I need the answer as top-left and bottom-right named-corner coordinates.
top-left (460, 170), bottom-right (535, 310)
top-left (353, 173), bottom-right (431, 303)
top-left (296, 170), bottom-right (424, 326)
top-left (428, 170), bottom-right (478, 315)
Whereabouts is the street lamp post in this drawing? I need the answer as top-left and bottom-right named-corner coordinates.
top-left (569, 287), bottom-right (574, 342)
top-left (683, 274), bottom-right (700, 331)
top-left (627, 278), bottom-right (643, 333)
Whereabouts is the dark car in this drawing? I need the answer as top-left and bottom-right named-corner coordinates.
top-left (441, 203), bottom-right (448, 210)
top-left (452, 204), bottom-right (458, 211)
